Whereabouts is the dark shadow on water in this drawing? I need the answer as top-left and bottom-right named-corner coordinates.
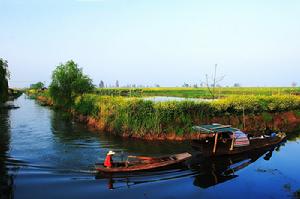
top-left (0, 109), bottom-right (14, 199)
top-left (286, 130), bottom-right (300, 142)
top-left (191, 145), bottom-right (283, 189)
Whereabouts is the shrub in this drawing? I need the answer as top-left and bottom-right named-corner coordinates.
top-left (0, 58), bottom-right (9, 103)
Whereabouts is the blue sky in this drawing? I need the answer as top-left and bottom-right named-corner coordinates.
top-left (1, 0), bottom-right (300, 88)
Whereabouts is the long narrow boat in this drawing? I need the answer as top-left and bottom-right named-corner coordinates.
top-left (191, 124), bottom-right (286, 157)
top-left (95, 152), bottom-right (192, 173)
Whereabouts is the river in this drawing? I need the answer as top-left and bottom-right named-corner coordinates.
top-left (1, 95), bottom-right (300, 199)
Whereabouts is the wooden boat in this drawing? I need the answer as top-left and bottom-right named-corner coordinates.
top-left (191, 124), bottom-right (286, 157)
top-left (95, 152), bottom-right (192, 173)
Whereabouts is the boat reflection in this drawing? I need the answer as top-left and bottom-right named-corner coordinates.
top-left (192, 146), bottom-right (281, 189)
top-left (95, 165), bottom-right (193, 190)
top-left (95, 145), bottom-right (283, 190)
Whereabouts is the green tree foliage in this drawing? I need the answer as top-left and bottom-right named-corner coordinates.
top-left (0, 58), bottom-right (10, 103)
top-left (49, 60), bottom-right (94, 109)
top-left (30, 82), bottom-right (44, 90)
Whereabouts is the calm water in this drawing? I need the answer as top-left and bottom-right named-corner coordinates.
top-left (1, 95), bottom-right (300, 199)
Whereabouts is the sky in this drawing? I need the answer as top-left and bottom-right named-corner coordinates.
top-left (1, 0), bottom-right (300, 88)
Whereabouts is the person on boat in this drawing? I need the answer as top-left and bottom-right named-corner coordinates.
top-left (104, 150), bottom-right (115, 168)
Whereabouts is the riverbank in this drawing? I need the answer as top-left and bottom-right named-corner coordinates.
top-left (26, 90), bottom-right (300, 140)
top-left (74, 110), bottom-right (300, 140)
top-left (0, 89), bottom-right (23, 110)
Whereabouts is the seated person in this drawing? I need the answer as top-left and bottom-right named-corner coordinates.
top-left (104, 150), bottom-right (115, 168)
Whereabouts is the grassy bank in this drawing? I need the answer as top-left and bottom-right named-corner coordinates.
top-left (27, 89), bottom-right (300, 139)
top-left (73, 94), bottom-right (300, 136)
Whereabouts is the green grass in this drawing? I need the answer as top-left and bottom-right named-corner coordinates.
top-left (142, 87), bottom-right (300, 98)
top-left (71, 94), bottom-right (300, 136)
top-left (94, 87), bottom-right (300, 99)
top-left (28, 87), bottom-right (300, 137)
top-left (95, 88), bottom-right (143, 97)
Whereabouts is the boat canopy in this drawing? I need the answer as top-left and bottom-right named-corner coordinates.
top-left (192, 124), bottom-right (240, 134)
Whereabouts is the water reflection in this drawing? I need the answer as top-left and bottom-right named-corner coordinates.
top-left (0, 109), bottom-right (14, 199)
top-left (192, 147), bottom-right (280, 189)
top-left (50, 110), bottom-right (191, 162)
top-left (95, 144), bottom-right (285, 191)
top-left (95, 167), bottom-right (193, 190)
top-left (286, 130), bottom-right (300, 142)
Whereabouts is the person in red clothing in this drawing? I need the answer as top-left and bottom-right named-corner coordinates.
top-left (104, 150), bottom-right (115, 168)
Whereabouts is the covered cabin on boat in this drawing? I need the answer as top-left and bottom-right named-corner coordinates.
top-left (192, 124), bottom-right (250, 154)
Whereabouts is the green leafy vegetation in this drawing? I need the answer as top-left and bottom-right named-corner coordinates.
top-left (261, 112), bottom-right (273, 123)
top-left (95, 88), bottom-right (143, 97)
top-left (294, 110), bottom-right (300, 117)
top-left (30, 82), bottom-right (45, 90)
top-left (49, 60), bottom-right (94, 109)
top-left (0, 58), bottom-right (9, 103)
top-left (140, 87), bottom-right (300, 99)
top-left (71, 94), bottom-right (300, 136)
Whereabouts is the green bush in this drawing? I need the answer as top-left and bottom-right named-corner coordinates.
top-left (74, 94), bottom-right (99, 117)
top-left (0, 58), bottom-right (9, 103)
top-left (262, 112), bottom-right (273, 122)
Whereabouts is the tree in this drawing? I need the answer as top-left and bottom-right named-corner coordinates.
top-left (115, 80), bottom-right (119, 88)
top-left (49, 60), bottom-right (94, 109)
top-left (99, 80), bottom-right (104, 88)
top-left (0, 58), bottom-right (10, 103)
top-left (233, 83), bottom-right (241, 87)
top-left (30, 82), bottom-right (44, 90)
top-left (292, 82), bottom-right (297, 87)
top-left (205, 64), bottom-right (225, 99)
top-left (182, 83), bottom-right (189, 87)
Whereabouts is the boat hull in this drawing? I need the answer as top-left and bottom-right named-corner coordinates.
top-left (95, 152), bottom-right (192, 173)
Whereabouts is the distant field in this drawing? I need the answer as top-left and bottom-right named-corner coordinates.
top-left (96, 87), bottom-right (300, 98)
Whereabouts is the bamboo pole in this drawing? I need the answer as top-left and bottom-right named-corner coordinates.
top-left (242, 107), bottom-right (245, 130)
top-left (213, 133), bottom-right (218, 154)
top-left (230, 132), bottom-right (235, 151)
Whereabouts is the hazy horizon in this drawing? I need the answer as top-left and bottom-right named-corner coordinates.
top-left (1, 0), bottom-right (299, 88)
